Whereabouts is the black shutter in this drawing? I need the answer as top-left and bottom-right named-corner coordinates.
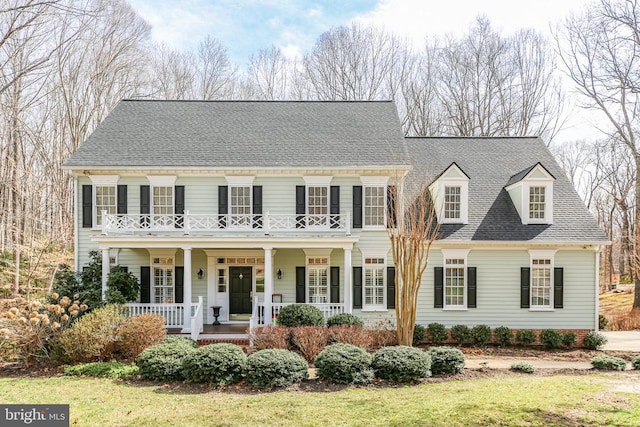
top-left (218, 186), bottom-right (228, 228)
top-left (467, 267), bottom-right (477, 308)
top-left (82, 185), bottom-right (92, 228)
top-left (140, 266), bottom-right (150, 303)
top-left (387, 185), bottom-right (397, 227)
top-left (330, 266), bottom-right (340, 303)
top-left (521, 267), bottom-right (531, 308)
top-left (140, 185), bottom-right (150, 228)
top-left (296, 266), bottom-right (306, 303)
top-left (330, 185), bottom-right (340, 229)
top-left (353, 266), bottom-right (363, 309)
top-left (175, 266), bottom-right (184, 303)
top-left (175, 185), bottom-right (185, 228)
top-left (554, 267), bottom-right (564, 309)
top-left (296, 186), bottom-right (306, 228)
top-left (434, 267), bottom-right (444, 308)
top-left (352, 186), bottom-right (363, 229)
top-left (117, 185), bottom-right (127, 214)
top-left (387, 266), bottom-right (396, 309)
top-left (253, 185), bottom-right (262, 229)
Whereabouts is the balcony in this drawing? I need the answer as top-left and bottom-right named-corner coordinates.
top-left (102, 211), bottom-right (351, 236)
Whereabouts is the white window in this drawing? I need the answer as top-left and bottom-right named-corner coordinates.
top-left (444, 186), bottom-right (461, 220)
top-left (364, 186), bottom-right (385, 227)
top-left (153, 186), bottom-right (173, 216)
top-left (441, 249), bottom-right (470, 309)
top-left (152, 256), bottom-right (174, 303)
top-left (95, 185), bottom-right (116, 227)
top-left (230, 186), bottom-right (251, 227)
top-left (147, 176), bottom-right (177, 225)
top-left (529, 186), bottom-right (545, 220)
top-left (364, 257), bottom-right (385, 308)
top-left (307, 257), bottom-right (329, 303)
top-left (529, 250), bottom-right (555, 309)
top-left (307, 186), bottom-right (328, 226)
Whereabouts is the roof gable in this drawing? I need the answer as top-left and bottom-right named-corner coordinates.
top-left (505, 162), bottom-right (555, 188)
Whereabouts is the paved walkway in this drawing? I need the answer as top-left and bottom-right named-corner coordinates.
top-left (602, 331), bottom-right (640, 352)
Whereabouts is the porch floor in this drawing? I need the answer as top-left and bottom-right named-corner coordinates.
top-left (167, 323), bottom-right (249, 335)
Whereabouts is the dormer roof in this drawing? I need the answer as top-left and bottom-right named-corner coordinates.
top-left (505, 162), bottom-right (555, 188)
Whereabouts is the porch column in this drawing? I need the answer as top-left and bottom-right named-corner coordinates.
top-left (344, 248), bottom-right (352, 313)
top-left (264, 247), bottom-right (273, 325)
top-left (101, 248), bottom-right (110, 301)
top-left (182, 247), bottom-right (192, 333)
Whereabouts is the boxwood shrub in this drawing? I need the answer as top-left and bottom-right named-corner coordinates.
top-left (427, 323), bottom-right (448, 345)
top-left (413, 324), bottom-right (426, 345)
top-left (277, 304), bottom-right (325, 327)
top-left (162, 336), bottom-right (198, 348)
top-left (450, 325), bottom-right (471, 346)
top-left (632, 355), bottom-right (640, 370)
top-left (372, 346), bottom-right (431, 382)
top-left (181, 343), bottom-right (247, 385)
top-left (137, 341), bottom-right (196, 381)
top-left (314, 343), bottom-right (373, 385)
top-left (428, 346), bottom-right (465, 375)
top-left (583, 331), bottom-right (607, 350)
top-left (326, 313), bottom-right (364, 328)
top-left (591, 355), bottom-right (626, 371)
top-left (510, 362), bottom-right (535, 374)
top-left (515, 330), bottom-right (537, 347)
top-left (471, 325), bottom-right (492, 347)
top-left (493, 326), bottom-right (513, 347)
top-left (63, 361), bottom-right (139, 379)
top-left (245, 349), bottom-right (308, 388)
top-left (539, 329), bottom-right (563, 349)
top-left (561, 332), bottom-right (577, 349)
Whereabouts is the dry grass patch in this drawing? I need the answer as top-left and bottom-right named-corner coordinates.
top-left (599, 291), bottom-right (640, 331)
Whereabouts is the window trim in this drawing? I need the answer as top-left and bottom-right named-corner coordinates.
top-left (429, 164), bottom-right (469, 225)
top-left (304, 249), bottom-right (332, 304)
top-left (525, 183), bottom-right (553, 224)
top-left (528, 250), bottom-right (556, 310)
top-left (360, 176), bottom-right (389, 230)
top-left (149, 249), bottom-right (177, 304)
top-left (360, 249), bottom-right (389, 311)
top-left (229, 185), bottom-right (252, 229)
top-left (441, 249), bottom-right (470, 310)
top-left (89, 175), bottom-right (119, 229)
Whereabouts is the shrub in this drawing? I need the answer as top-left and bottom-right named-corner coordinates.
top-left (539, 329), bottom-right (563, 350)
top-left (63, 361), bottom-right (138, 379)
top-left (450, 325), bottom-right (471, 346)
top-left (372, 346), bottom-right (431, 382)
top-left (599, 314), bottom-right (609, 330)
top-left (583, 331), bottom-right (608, 350)
top-left (57, 304), bottom-right (126, 363)
top-left (328, 325), bottom-right (372, 349)
top-left (428, 346), bottom-right (465, 375)
top-left (117, 314), bottom-right (166, 359)
top-left (471, 325), bottom-right (492, 347)
top-left (137, 341), bottom-right (195, 381)
top-left (413, 324), bottom-right (426, 345)
top-left (369, 329), bottom-right (398, 349)
top-left (314, 343), bottom-right (374, 385)
top-left (51, 262), bottom-right (101, 313)
top-left (245, 349), bottom-right (308, 388)
top-left (561, 332), bottom-right (577, 349)
top-left (181, 343), bottom-right (247, 385)
top-left (591, 355), bottom-right (626, 371)
top-left (277, 304), bottom-right (325, 327)
top-left (105, 266), bottom-right (140, 304)
top-left (493, 326), bottom-right (513, 347)
top-left (162, 336), bottom-right (198, 348)
top-left (326, 313), bottom-right (364, 328)
top-left (290, 326), bottom-right (329, 363)
top-left (249, 325), bottom-right (291, 350)
top-left (510, 362), bottom-right (535, 374)
top-left (632, 356), bottom-right (640, 370)
top-left (427, 323), bottom-right (448, 345)
top-left (515, 330), bottom-right (537, 347)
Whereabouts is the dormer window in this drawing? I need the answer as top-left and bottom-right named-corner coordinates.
top-left (505, 163), bottom-right (555, 225)
top-left (428, 162), bottom-right (469, 225)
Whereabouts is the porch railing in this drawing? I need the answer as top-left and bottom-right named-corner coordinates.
top-left (103, 211), bottom-right (350, 235)
top-left (250, 302), bottom-right (345, 328)
top-left (190, 296), bottom-right (204, 340)
top-left (125, 299), bottom-right (202, 331)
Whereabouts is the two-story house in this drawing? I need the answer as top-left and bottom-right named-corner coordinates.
top-left (63, 100), bottom-right (608, 340)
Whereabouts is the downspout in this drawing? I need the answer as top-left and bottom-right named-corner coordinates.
top-left (74, 175), bottom-right (79, 272)
top-left (594, 246), bottom-right (601, 331)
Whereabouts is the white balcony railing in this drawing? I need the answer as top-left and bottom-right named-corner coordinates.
top-left (250, 302), bottom-right (345, 327)
top-left (125, 298), bottom-right (202, 331)
top-left (103, 211), bottom-right (351, 235)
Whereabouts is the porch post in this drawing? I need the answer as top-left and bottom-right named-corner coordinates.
top-left (264, 247), bottom-right (273, 325)
top-left (101, 248), bottom-right (110, 301)
top-left (182, 247), bottom-right (192, 333)
top-left (344, 248), bottom-right (352, 313)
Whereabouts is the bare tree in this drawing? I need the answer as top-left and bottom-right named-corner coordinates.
top-left (557, 0), bottom-right (640, 307)
top-left (246, 45), bottom-right (289, 100)
top-left (195, 35), bottom-right (236, 100)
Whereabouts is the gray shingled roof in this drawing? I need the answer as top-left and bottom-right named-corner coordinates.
top-left (64, 100), bottom-right (409, 169)
top-left (406, 137), bottom-right (608, 243)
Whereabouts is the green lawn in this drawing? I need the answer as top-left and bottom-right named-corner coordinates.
top-left (2, 373), bottom-right (640, 426)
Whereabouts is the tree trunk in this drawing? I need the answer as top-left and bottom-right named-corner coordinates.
top-left (633, 154), bottom-right (640, 308)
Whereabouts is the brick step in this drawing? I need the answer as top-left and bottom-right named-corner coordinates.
top-left (198, 338), bottom-right (250, 346)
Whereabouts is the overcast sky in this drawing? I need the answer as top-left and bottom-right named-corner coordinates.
top-left (126, 0), bottom-right (597, 142)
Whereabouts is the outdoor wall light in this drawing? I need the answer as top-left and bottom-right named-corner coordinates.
top-left (197, 268), bottom-right (205, 280)
top-left (277, 268), bottom-right (283, 279)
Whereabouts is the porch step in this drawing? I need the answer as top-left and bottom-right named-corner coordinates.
top-left (198, 337), bottom-right (250, 346)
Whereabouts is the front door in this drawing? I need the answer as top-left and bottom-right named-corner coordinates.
top-left (229, 266), bottom-right (252, 315)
